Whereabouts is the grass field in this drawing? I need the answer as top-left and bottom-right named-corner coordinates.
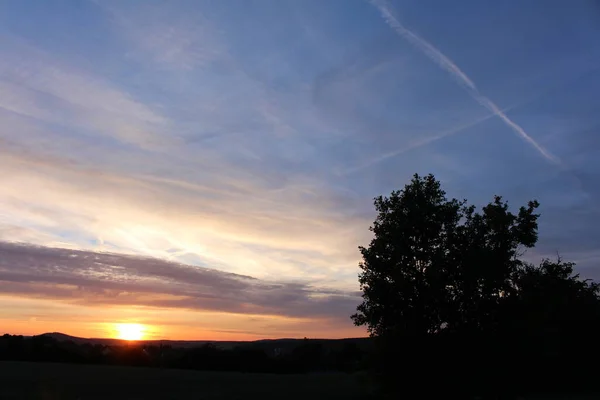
top-left (0, 361), bottom-right (375, 400)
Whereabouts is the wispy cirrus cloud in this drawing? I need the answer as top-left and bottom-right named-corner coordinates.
top-left (95, 0), bottom-right (227, 71)
top-left (0, 37), bottom-right (170, 149)
top-left (0, 142), bottom-right (369, 286)
top-left (0, 242), bottom-right (360, 321)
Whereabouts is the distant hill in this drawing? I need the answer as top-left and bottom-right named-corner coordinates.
top-left (40, 332), bottom-right (226, 348)
top-left (39, 332), bottom-right (371, 352)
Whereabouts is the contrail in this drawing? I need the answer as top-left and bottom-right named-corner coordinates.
top-left (369, 0), bottom-right (562, 166)
top-left (344, 74), bottom-right (570, 175)
top-left (343, 109), bottom-right (502, 175)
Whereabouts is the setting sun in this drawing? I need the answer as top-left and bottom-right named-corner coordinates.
top-left (115, 323), bottom-right (145, 341)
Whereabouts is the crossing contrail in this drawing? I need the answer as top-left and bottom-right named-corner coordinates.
top-left (369, 0), bottom-right (562, 167)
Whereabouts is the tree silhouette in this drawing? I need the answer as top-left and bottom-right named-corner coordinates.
top-left (351, 173), bottom-right (540, 338)
top-left (351, 173), bottom-right (600, 398)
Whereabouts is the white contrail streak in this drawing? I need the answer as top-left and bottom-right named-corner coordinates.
top-left (369, 0), bottom-right (562, 166)
top-left (343, 110), bottom-right (500, 175)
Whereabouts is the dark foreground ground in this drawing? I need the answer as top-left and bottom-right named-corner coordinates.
top-left (0, 361), bottom-right (375, 400)
top-left (2, 362), bottom-right (599, 400)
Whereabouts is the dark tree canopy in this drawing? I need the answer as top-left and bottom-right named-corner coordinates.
top-left (352, 173), bottom-right (600, 397)
top-left (351, 173), bottom-right (540, 337)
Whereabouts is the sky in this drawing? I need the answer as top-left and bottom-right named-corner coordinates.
top-left (1, 0), bottom-right (599, 340)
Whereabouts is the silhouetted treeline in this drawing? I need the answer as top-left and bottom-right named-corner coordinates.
top-left (0, 335), bottom-right (368, 374)
top-left (352, 174), bottom-right (600, 399)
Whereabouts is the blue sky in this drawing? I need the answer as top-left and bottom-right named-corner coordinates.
top-left (1, 0), bottom-right (599, 339)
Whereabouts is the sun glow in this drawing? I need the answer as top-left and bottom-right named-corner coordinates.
top-left (115, 323), bottom-right (145, 341)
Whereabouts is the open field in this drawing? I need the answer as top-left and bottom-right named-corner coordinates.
top-left (2, 361), bottom-right (599, 400)
top-left (0, 361), bottom-right (375, 400)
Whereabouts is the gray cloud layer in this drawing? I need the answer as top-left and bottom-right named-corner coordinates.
top-left (0, 242), bottom-right (360, 321)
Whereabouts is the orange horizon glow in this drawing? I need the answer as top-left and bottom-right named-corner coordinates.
top-left (1, 322), bottom-right (365, 342)
top-left (0, 296), bottom-right (367, 341)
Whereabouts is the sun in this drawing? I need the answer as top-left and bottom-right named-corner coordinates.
top-left (115, 323), bottom-right (145, 341)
